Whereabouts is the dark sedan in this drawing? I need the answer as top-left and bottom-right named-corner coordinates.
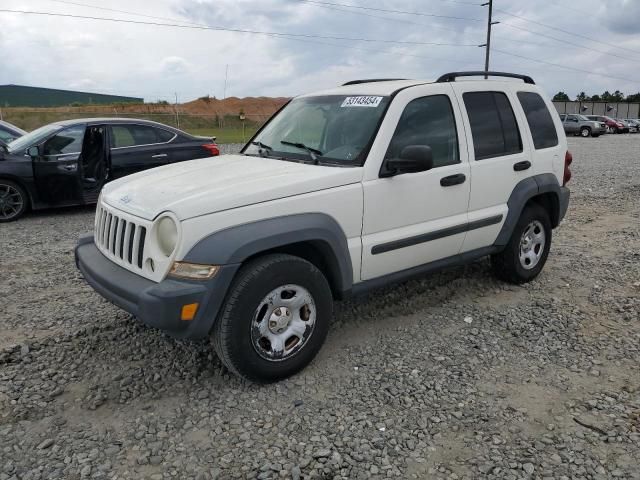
top-left (0, 118), bottom-right (219, 221)
top-left (0, 120), bottom-right (27, 145)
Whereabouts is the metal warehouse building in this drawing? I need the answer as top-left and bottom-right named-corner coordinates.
top-left (0, 85), bottom-right (143, 107)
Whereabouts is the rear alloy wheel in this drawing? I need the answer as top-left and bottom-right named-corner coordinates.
top-left (580, 127), bottom-right (591, 137)
top-left (212, 254), bottom-right (332, 382)
top-left (491, 204), bottom-right (552, 284)
top-left (0, 180), bottom-right (28, 222)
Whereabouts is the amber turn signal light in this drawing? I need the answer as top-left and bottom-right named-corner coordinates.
top-left (181, 303), bottom-right (199, 321)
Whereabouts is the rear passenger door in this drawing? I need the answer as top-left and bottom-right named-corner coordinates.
top-left (108, 124), bottom-right (176, 179)
top-left (450, 85), bottom-right (531, 253)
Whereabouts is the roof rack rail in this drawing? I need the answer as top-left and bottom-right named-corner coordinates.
top-left (342, 78), bottom-right (407, 86)
top-left (436, 71), bottom-right (535, 85)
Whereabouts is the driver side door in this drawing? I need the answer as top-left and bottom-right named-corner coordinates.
top-left (361, 86), bottom-right (471, 281)
top-left (32, 124), bottom-right (86, 205)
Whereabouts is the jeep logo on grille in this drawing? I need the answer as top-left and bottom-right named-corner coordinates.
top-left (120, 195), bottom-right (132, 204)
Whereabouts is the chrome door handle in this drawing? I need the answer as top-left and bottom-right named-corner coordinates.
top-left (151, 154), bottom-right (168, 159)
top-left (62, 164), bottom-right (77, 172)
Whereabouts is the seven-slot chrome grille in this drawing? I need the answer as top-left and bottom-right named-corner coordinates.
top-left (95, 201), bottom-right (150, 274)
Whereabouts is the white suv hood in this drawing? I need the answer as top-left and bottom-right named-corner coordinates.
top-left (101, 154), bottom-right (363, 220)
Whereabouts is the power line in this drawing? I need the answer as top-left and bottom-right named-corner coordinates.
top-left (298, 0), bottom-right (484, 22)
top-left (492, 48), bottom-right (638, 84)
top-left (494, 7), bottom-right (640, 56)
top-left (498, 22), bottom-right (640, 65)
top-left (298, 0), bottom-right (640, 66)
top-left (0, 9), bottom-right (479, 47)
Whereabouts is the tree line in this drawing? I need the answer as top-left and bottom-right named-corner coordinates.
top-left (553, 91), bottom-right (640, 103)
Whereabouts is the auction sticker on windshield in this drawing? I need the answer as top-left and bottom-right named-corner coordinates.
top-left (341, 96), bottom-right (383, 108)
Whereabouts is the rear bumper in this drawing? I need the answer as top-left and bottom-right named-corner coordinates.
top-left (75, 234), bottom-right (239, 339)
top-left (558, 186), bottom-right (570, 223)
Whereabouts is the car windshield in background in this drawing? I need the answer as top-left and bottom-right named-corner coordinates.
top-left (7, 124), bottom-right (62, 154)
top-left (243, 95), bottom-right (390, 165)
top-left (578, 115), bottom-right (591, 121)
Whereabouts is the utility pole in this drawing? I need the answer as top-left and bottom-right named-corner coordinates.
top-left (479, 0), bottom-right (499, 78)
top-left (174, 92), bottom-right (180, 128)
top-left (223, 64), bottom-right (229, 99)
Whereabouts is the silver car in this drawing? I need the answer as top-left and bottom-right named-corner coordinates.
top-left (560, 114), bottom-right (606, 137)
top-left (622, 119), bottom-right (639, 133)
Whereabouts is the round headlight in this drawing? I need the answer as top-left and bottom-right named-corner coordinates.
top-left (157, 216), bottom-right (178, 257)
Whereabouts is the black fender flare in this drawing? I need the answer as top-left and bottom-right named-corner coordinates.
top-left (183, 213), bottom-right (354, 295)
top-left (494, 173), bottom-right (566, 246)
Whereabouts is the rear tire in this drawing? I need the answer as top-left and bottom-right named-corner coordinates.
top-left (0, 179), bottom-right (28, 222)
top-left (491, 204), bottom-right (552, 284)
top-left (212, 254), bottom-right (333, 382)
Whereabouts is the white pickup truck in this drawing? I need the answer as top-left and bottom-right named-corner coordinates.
top-left (76, 71), bottom-right (571, 382)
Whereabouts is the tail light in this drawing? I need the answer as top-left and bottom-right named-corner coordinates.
top-left (201, 143), bottom-right (220, 156)
top-left (563, 150), bottom-right (572, 186)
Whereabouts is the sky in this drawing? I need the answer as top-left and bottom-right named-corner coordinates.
top-left (1, 0), bottom-right (639, 102)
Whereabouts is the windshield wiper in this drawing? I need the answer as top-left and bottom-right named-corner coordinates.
top-left (251, 141), bottom-right (273, 157)
top-left (280, 140), bottom-right (322, 164)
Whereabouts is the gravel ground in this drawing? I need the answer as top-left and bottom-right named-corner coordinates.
top-left (1, 136), bottom-right (639, 480)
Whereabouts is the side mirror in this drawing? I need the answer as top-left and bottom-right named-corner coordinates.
top-left (381, 145), bottom-right (433, 177)
top-left (27, 146), bottom-right (39, 158)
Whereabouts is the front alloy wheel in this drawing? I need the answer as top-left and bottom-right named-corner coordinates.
top-left (212, 254), bottom-right (332, 382)
top-left (251, 284), bottom-right (317, 361)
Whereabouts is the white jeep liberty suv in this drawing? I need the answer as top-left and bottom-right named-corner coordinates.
top-left (76, 71), bottom-right (571, 382)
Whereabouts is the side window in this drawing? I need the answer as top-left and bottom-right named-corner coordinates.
top-left (517, 92), bottom-right (559, 150)
top-left (110, 125), bottom-right (171, 148)
top-left (386, 95), bottom-right (459, 168)
top-left (110, 125), bottom-right (136, 148)
top-left (155, 128), bottom-right (175, 143)
top-left (0, 129), bottom-right (16, 142)
top-left (560, 114), bottom-right (566, 121)
top-left (43, 125), bottom-right (85, 155)
top-left (463, 91), bottom-right (522, 160)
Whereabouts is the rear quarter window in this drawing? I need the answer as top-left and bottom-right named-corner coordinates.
top-left (517, 92), bottom-right (559, 150)
top-left (463, 91), bottom-right (522, 160)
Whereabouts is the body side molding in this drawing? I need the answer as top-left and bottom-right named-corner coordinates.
top-left (371, 214), bottom-right (503, 255)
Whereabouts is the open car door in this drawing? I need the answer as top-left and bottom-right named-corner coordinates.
top-left (32, 124), bottom-right (86, 206)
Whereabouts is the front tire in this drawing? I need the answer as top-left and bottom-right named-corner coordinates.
top-left (0, 179), bottom-right (28, 222)
top-left (491, 204), bottom-right (552, 284)
top-left (580, 127), bottom-right (591, 137)
top-left (212, 254), bottom-right (333, 382)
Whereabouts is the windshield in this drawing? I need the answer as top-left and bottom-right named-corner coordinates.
top-left (7, 124), bottom-right (62, 154)
top-left (243, 95), bottom-right (390, 165)
top-left (578, 115), bottom-right (590, 121)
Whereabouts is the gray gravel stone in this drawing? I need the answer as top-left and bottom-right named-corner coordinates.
top-left (1, 135), bottom-right (639, 478)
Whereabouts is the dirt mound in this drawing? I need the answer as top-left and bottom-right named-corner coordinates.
top-left (182, 96), bottom-right (289, 117)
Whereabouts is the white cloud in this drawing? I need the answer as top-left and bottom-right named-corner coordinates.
top-left (0, 0), bottom-right (639, 101)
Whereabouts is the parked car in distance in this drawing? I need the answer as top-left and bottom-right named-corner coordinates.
top-left (0, 118), bottom-right (219, 221)
top-left (624, 119), bottom-right (640, 132)
top-left (585, 115), bottom-right (627, 133)
top-left (559, 113), bottom-right (605, 137)
top-left (0, 120), bottom-right (27, 145)
top-left (76, 71), bottom-right (571, 382)
top-left (618, 119), bottom-right (638, 133)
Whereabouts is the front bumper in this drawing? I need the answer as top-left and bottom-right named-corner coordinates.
top-left (75, 234), bottom-right (239, 339)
